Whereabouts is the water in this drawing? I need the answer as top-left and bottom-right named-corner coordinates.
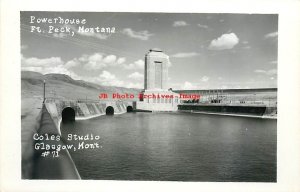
top-left (61, 112), bottom-right (276, 182)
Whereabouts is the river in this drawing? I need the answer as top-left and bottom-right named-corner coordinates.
top-left (61, 112), bottom-right (276, 182)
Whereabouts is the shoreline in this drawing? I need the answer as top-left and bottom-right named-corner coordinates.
top-left (178, 110), bottom-right (277, 119)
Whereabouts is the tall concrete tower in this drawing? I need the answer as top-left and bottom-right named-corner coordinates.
top-left (144, 48), bottom-right (169, 90)
top-left (137, 48), bottom-right (180, 111)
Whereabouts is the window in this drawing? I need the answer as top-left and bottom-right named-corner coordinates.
top-left (154, 61), bottom-right (162, 89)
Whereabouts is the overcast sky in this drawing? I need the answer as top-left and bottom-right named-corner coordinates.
top-left (21, 12), bottom-right (278, 89)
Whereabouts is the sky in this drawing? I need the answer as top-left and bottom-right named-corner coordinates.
top-left (21, 12), bottom-right (278, 90)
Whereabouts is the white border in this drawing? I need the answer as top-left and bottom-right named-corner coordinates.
top-left (1, 0), bottom-right (300, 192)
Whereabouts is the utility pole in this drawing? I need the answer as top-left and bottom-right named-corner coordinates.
top-left (43, 80), bottom-right (46, 103)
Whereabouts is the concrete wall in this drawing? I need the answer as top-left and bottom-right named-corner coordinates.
top-left (32, 105), bottom-right (81, 179)
top-left (45, 100), bottom-right (133, 126)
top-left (76, 101), bottom-right (130, 117)
top-left (136, 90), bottom-right (179, 111)
top-left (136, 101), bottom-right (177, 111)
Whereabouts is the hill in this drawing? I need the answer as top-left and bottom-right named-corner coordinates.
top-left (21, 71), bottom-right (141, 101)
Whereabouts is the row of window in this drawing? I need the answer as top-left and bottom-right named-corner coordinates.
top-left (146, 96), bottom-right (179, 104)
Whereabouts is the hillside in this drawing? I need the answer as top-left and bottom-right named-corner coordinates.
top-left (21, 71), bottom-right (141, 101)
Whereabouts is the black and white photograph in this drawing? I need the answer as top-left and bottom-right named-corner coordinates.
top-left (20, 11), bottom-right (278, 181)
top-left (2, 1), bottom-right (300, 191)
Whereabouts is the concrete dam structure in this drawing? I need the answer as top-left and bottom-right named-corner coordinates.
top-left (45, 99), bottom-right (134, 128)
top-left (174, 88), bottom-right (277, 117)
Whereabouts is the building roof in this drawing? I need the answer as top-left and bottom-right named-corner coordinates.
top-left (149, 48), bottom-right (163, 52)
top-left (146, 48), bottom-right (168, 57)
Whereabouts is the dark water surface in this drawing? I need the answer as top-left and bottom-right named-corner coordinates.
top-left (61, 112), bottom-right (276, 182)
